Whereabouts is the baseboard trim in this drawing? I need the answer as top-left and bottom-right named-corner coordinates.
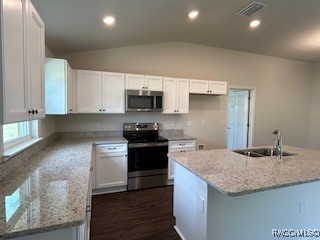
top-left (174, 225), bottom-right (186, 240)
top-left (92, 186), bottom-right (127, 195)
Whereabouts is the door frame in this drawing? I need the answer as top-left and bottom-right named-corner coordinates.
top-left (226, 86), bottom-right (256, 148)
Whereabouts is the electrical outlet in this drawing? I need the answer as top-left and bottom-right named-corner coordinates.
top-left (201, 120), bottom-right (205, 126)
top-left (198, 144), bottom-right (205, 150)
top-left (186, 120), bottom-right (192, 127)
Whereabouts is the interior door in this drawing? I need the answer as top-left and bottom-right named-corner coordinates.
top-left (227, 90), bottom-right (250, 149)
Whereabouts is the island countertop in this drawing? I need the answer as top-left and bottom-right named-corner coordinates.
top-left (0, 136), bottom-right (127, 239)
top-left (168, 145), bottom-right (320, 196)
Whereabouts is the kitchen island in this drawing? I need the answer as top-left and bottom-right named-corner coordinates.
top-left (168, 146), bottom-right (320, 240)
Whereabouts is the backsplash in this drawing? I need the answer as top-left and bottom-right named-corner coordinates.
top-left (0, 133), bottom-right (57, 182)
top-left (159, 129), bottom-right (184, 136)
top-left (57, 131), bottom-right (123, 138)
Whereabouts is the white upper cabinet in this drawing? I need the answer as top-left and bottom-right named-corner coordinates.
top-left (76, 70), bottom-right (125, 113)
top-left (76, 70), bottom-right (102, 113)
top-left (208, 81), bottom-right (228, 95)
top-left (45, 58), bottom-right (75, 115)
top-left (27, 1), bottom-right (45, 119)
top-left (102, 72), bottom-right (125, 113)
top-left (163, 77), bottom-right (189, 114)
top-left (125, 74), bottom-right (163, 91)
top-left (189, 79), bottom-right (227, 95)
top-left (0, 0), bottom-right (45, 123)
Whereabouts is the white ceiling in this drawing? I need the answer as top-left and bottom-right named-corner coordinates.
top-left (32, 0), bottom-right (320, 62)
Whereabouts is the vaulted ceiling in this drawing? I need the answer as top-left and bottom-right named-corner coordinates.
top-left (32, 0), bottom-right (320, 62)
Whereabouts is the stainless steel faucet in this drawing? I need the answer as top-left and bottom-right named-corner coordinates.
top-left (273, 130), bottom-right (282, 158)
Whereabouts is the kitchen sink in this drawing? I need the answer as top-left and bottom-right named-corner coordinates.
top-left (233, 148), bottom-right (296, 158)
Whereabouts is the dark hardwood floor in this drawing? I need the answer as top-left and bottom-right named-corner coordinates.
top-left (90, 186), bottom-right (181, 240)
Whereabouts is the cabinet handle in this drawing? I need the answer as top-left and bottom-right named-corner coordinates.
top-left (99, 109), bottom-right (102, 112)
top-left (107, 147), bottom-right (117, 150)
top-left (142, 87), bottom-right (145, 89)
top-left (179, 143), bottom-right (186, 146)
top-left (28, 110), bottom-right (31, 114)
top-left (145, 86), bottom-right (148, 89)
top-left (103, 109), bottom-right (106, 112)
top-left (31, 109), bottom-right (35, 114)
top-left (207, 90), bottom-right (209, 93)
top-left (210, 90), bottom-right (212, 93)
top-left (35, 109), bottom-right (38, 114)
top-left (69, 109), bottom-right (73, 111)
top-left (177, 110), bottom-right (179, 112)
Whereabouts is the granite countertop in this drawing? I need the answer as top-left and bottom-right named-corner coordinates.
top-left (160, 134), bottom-right (196, 141)
top-left (168, 145), bottom-right (320, 196)
top-left (0, 136), bottom-right (128, 239)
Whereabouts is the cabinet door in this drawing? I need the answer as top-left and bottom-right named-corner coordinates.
top-left (168, 147), bottom-right (195, 180)
top-left (27, 1), bottom-right (45, 119)
top-left (145, 75), bottom-right (163, 91)
top-left (125, 74), bottom-right (145, 90)
top-left (208, 81), bottom-right (227, 95)
top-left (96, 153), bottom-right (127, 188)
top-left (76, 70), bottom-right (102, 113)
top-left (1, 0), bottom-right (29, 123)
top-left (189, 79), bottom-right (209, 94)
top-left (102, 72), bottom-right (125, 113)
top-left (163, 77), bottom-right (177, 113)
top-left (176, 78), bottom-right (189, 114)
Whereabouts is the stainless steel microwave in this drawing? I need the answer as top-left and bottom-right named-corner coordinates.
top-left (125, 90), bottom-right (163, 112)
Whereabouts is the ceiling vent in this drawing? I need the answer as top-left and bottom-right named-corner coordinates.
top-left (237, 2), bottom-right (266, 17)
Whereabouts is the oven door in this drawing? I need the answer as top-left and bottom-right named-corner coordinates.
top-left (128, 142), bottom-right (168, 177)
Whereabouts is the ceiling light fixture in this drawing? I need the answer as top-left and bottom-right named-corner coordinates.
top-left (250, 19), bottom-right (260, 28)
top-left (103, 16), bottom-right (115, 26)
top-left (188, 10), bottom-right (199, 20)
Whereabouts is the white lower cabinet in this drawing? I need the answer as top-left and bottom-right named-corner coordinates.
top-left (11, 222), bottom-right (89, 240)
top-left (94, 144), bottom-right (128, 194)
top-left (168, 140), bottom-right (196, 182)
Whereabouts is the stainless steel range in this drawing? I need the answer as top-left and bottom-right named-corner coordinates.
top-left (123, 123), bottom-right (168, 190)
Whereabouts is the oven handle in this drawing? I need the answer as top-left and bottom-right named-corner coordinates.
top-left (129, 142), bottom-right (168, 148)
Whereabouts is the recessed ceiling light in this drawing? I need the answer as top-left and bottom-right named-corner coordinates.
top-left (188, 10), bottom-right (199, 20)
top-left (103, 16), bottom-right (115, 26)
top-left (250, 19), bottom-right (260, 28)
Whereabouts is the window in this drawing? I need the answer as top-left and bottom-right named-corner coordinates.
top-left (3, 121), bottom-right (31, 148)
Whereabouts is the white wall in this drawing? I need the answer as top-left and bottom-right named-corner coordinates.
top-left (308, 62), bottom-right (320, 150)
top-left (58, 42), bottom-right (313, 149)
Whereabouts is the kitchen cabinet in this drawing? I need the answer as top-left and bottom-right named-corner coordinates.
top-left (0, 0), bottom-right (45, 123)
top-left (168, 140), bottom-right (196, 182)
top-left (189, 79), bottom-right (227, 95)
top-left (125, 74), bottom-right (163, 91)
top-left (95, 144), bottom-right (127, 193)
top-left (163, 77), bottom-right (189, 114)
top-left (102, 72), bottom-right (125, 113)
top-left (45, 58), bottom-right (75, 114)
top-left (76, 70), bottom-right (125, 113)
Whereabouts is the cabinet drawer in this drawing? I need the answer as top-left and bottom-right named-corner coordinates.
top-left (169, 140), bottom-right (196, 149)
top-left (169, 147), bottom-right (195, 153)
top-left (96, 144), bottom-right (127, 153)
